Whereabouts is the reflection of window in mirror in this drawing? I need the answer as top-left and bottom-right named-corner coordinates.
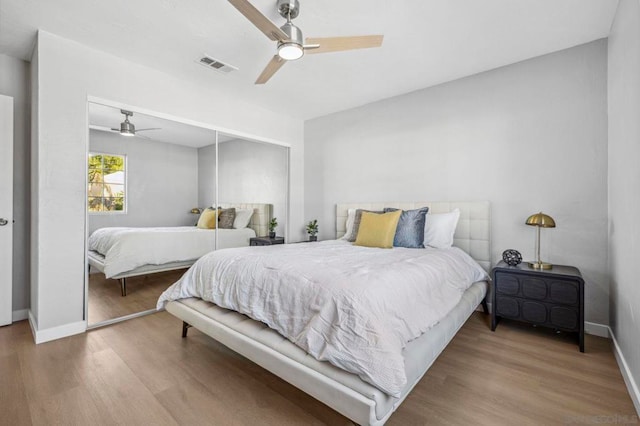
top-left (88, 152), bottom-right (126, 213)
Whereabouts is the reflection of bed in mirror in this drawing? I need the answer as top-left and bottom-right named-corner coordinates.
top-left (159, 201), bottom-right (491, 425)
top-left (88, 203), bottom-right (272, 296)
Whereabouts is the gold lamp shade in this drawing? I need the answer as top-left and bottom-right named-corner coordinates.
top-left (525, 212), bottom-right (556, 228)
top-left (525, 212), bottom-right (556, 270)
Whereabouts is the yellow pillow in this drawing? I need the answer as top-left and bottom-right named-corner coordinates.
top-left (354, 210), bottom-right (402, 248)
top-left (197, 208), bottom-right (218, 229)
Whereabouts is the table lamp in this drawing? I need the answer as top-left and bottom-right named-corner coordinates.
top-left (525, 212), bottom-right (556, 270)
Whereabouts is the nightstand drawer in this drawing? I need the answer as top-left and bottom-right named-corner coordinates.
top-left (550, 306), bottom-right (579, 330)
top-left (496, 297), bottom-right (549, 324)
top-left (495, 296), bottom-right (579, 330)
top-left (521, 278), bottom-right (547, 300)
top-left (522, 301), bottom-right (547, 323)
top-left (495, 275), bottom-right (519, 295)
top-left (495, 296), bottom-right (520, 318)
top-left (494, 272), bottom-right (580, 306)
top-left (549, 280), bottom-right (579, 305)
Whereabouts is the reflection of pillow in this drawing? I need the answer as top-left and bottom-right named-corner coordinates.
top-left (354, 210), bottom-right (402, 249)
top-left (218, 208), bottom-right (236, 229)
top-left (233, 208), bottom-right (254, 229)
top-left (197, 208), bottom-right (217, 229)
top-left (424, 208), bottom-right (460, 248)
top-left (341, 208), bottom-right (356, 240)
top-left (384, 207), bottom-right (429, 248)
top-left (346, 209), bottom-right (384, 242)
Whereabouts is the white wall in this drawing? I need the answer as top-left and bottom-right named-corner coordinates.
top-left (31, 31), bottom-right (304, 336)
top-left (197, 139), bottom-right (289, 238)
top-left (608, 0), bottom-right (640, 412)
top-left (0, 54), bottom-right (30, 318)
top-left (305, 40), bottom-right (609, 325)
top-left (88, 130), bottom-right (198, 234)
top-left (30, 43), bottom-right (39, 324)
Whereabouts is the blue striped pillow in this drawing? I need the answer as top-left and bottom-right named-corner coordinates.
top-left (383, 207), bottom-right (429, 248)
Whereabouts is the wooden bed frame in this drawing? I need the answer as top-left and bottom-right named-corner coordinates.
top-left (88, 203), bottom-right (273, 296)
top-left (165, 201), bottom-right (491, 425)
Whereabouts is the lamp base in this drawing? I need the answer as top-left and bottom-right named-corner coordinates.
top-left (528, 261), bottom-right (553, 270)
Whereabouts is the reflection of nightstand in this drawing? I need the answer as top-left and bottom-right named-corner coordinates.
top-left (250, 236), bottom-right (285, 246)
top-left (491, 261), bottom-right (585, 352)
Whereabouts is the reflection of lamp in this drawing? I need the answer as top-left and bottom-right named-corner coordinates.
top-left (190, 208), bottom-right (203, 215)
top-left (525, 212), bottom-right (556, 270)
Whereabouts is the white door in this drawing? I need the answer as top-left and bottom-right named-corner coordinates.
top-left (0, 95), bottom-right (13, 326)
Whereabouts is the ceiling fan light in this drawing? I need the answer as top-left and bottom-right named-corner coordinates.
top-left (278, 43), bottom-right (303, 60)
top-left (120, 121), bottom-right (136, 136)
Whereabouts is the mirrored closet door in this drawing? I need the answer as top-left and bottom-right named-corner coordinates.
top-left (216, 133), bottom-right (289, 246)
top-left (85, 103), bottom-right (291, 328)
top-left (86, 102), bottom-right (218, 327)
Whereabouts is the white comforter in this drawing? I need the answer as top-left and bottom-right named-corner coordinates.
top-left (88, 226), bottom-right (256, 278)
top-left (157, 240), bottom-right (487, 397)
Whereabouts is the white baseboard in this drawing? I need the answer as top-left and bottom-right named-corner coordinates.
top-left (610, 326), bottom-right (640, 416)
top-left (28, 310), bottom-right (86, 344)
top-left (12, 309), bottom-right (28, 322)
top-left (585, 321), bottom-right (610, 338)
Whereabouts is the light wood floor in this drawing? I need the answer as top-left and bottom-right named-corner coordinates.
top-left (1, 311), bottom-right (636, 425)
top-left (88, 270), bottom-right (186, 325)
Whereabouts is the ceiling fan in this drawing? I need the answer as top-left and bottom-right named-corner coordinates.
top-left (90, 110), bottom-right (161, 139)
top-left (228, 0), bottom-right (384, 84)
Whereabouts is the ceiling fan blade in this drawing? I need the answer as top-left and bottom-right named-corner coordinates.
top-left (304, 35), bottom-right (384, 54)
top-left (89, 124), bottom-right (118, 133)
top-left (255, 55), bottom-right (286, 84)
top-left (135, 133), bottom-right (152, 140)
top-left (228, 0), bottom-right (288, 42)
top-left (137, 128), bottom-right (162, 132)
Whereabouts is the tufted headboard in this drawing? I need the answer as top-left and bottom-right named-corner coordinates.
top-left (219, 203), bottom-right (273, 237)
top-left (336, 201), bottom-right (491, 271)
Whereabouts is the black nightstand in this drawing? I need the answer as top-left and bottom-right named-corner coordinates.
top-left (250, 236), bottom-right (285, 246)
top-left (491, 261), bottom-right (585, 352)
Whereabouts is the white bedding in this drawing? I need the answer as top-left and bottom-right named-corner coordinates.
top-left (88, 226), bottom-right (256, 278)
top-left (157, 240), bottom-right (487, 397)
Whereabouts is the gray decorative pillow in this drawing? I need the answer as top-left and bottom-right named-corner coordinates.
top-left (383, 207), bottom-right (429, 248)
top-left (218, 208), bottom-right (236, 229)
top-left (346, 209), bottom-right (384, 242)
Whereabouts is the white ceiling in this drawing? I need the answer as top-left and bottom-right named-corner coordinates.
top-left (1, 0), bottom-right (618, 120)
top-left (89, 102), bottom-right (238, 147)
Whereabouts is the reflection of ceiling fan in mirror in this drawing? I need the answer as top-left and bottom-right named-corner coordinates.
top-left (228, 0), bottom-right (384, 84)
top-left (90, 110), bottom-right (161, 139)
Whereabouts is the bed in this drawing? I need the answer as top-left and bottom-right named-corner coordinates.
top-left (88, 203), bottom-right (272, 296)
top-left (159, 201), bottom-right (491, 425)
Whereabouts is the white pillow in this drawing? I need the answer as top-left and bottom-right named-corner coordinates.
top-left (341, 208), bottom-right (356, 240)
top-left (424, 208), bottom-right (460, 248)
top-left (233, 208), bottom-right (254, 229)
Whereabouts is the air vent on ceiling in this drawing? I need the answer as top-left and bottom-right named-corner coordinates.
top-left (196, 55), bottom-right (238, 74)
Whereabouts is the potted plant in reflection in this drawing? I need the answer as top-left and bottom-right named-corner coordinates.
top-left (306, 219), bottom-right (319, 242)
top-left (269, 217), bottom-right (278, 238)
